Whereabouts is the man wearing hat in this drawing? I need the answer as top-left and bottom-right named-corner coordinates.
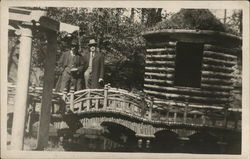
top-left (55, 38), bottom-right (83, 92)
top-left (82, 39), bottom-right (104, 89)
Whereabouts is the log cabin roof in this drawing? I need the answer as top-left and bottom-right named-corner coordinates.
top-left (142, 29), bottom-right (242, 48)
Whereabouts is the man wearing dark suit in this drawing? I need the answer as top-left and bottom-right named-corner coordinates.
top-left (82, 39), bottom-right (104, 89)
top-left (55, 39), bottom-right (83, 92)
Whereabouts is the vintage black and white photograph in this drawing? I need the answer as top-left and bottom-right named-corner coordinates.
top-left (1, 1), bottom-right (249, 158)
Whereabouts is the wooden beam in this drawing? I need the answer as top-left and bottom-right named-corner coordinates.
top-left (145, 67), bottom-right (175, 72)
top-left (144, 78), bottom-right (174, 85)
top-left (203, 44), bottom-right (241, 56)
top-left (201, 83), bottom-right (234, 91)
top-left (146, 48), bottom-right (176, 54)
top-left (202, 64), bottom-right (234, 73)
top-left (201, 77), bottom-right (234, 85)
top-left (144, 84), bottom-right (230, 97)
top-left (9, 8), bottom-right (32, 23)
top-left (9, 12), bottom-right (31, 23)
top-left (144, 89), bottom-right (228, 104)
top-left (145, 72), bottom-right (174, 79)
top-left (36, 30), bottom-right (57, 150)
top-left (203, 51), bottom-right (237, 60)
top-left (9, 7), bottom-right (31, 15)
top-left (146, 60), bottom-right (175, 66)
top-left (151, 98), bottom-right (241, 112)
top-left (146, 41), bottom-right (177, 48)
top-left (146, 54), bottom-right (175, 59)
top-left (202, 71), bottom-right (234, 79)
top-left (153, 99), bottom-right (224, 110)
top-left (203, 57), bottom-right (236, 67)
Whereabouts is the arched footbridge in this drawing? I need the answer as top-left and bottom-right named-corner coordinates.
top-left (8, 84), bottom-right (241, 152)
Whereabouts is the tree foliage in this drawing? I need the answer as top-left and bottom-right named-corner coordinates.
top-left (46, 8), bottom-right (148, 90)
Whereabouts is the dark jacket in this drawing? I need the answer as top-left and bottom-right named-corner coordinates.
top-left (82, 51), bottom-right (104, 89)
top-left (55, 50), bottom-right (84, 92)
top-left (57, 50), bottom-right (83, 77)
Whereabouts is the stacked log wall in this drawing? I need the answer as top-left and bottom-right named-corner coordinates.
top-left (144, 41), bottom-right (240, 110)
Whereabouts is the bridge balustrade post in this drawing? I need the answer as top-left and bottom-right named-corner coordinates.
top-left (103, 86), bottom-right (108, 109)
top-left (62, 88), bottom-right (67, 101)
top-left (148, 99), bottom-right (153, 120)
top-left (137, 138), bottom-right (142, 149)
top-left (69, 87), bottom-right (74, 112)
top-left (183, 100), bottom-right (188, 124)
top-left (202, 115), bottom-right (206, 125)
top-left (95, 97), bottom-right (99, 110)
top-left (146, 139), bottom-right (151, 149)
top-left (174, 112), bottom-right (177, 123)
top-left (223, 107), bottom-right (229, 128)
top-left (86, 90), bottom-right (91, 110)
top-left (234, 113), bottom-right (239, 129)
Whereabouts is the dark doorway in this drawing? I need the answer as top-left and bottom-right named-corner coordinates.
top-left (175, 42), bottom-right (203, 88)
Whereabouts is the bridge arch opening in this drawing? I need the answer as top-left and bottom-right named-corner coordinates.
top-left (152, 130), bottom-right (180, 153)
top-left (101, 121), bottom-right (137, 152)
top-left (186, 131), bottom-right (220, 154)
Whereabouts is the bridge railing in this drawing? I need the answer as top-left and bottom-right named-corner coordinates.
top-left (62, 85), bottom-right (153, 120)
top-left (7, 83), bottom-right (241, 130)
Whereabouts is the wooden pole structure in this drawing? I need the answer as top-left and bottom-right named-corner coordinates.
top-left (103, 85), bottom-right (108, 109)
top-left (36, 30), bottom-right (57, 150)
top-left (11, 25), bottom-right (33, 150)
top-left (69, 88), bottom-right (74, 111)
top-left (87, 90), bottom-right (91, 110)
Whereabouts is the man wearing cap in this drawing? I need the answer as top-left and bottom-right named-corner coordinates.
top-left (82, 39), bottom-right (104, 89)
top-left (55, 39), bottom-right (83, 92)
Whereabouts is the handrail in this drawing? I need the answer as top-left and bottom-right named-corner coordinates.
top-left (66, 86), bottom-right (152, 120)
top-left (7, 84), bottom-right (241, 130)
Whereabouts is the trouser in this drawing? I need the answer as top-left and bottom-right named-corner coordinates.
top-left (60, 71), bottom-right (82, 92)
top-left (84, 68), bottom-right (91, 89)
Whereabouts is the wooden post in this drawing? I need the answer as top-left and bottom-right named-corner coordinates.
top-left (103, 86), bottom-right (108, 109)
top-left (138, 138), bottom-right (142, 148)
top-left (174, 112), bottom-right (177, 123)
top-left (36, 30), bottom-right (57, 150)
top-left (184, 100), bottom-right (188, 123)
top-left (11, 26), bottom-right (33, 150)
top-left (61, 88), bottom-right (68, 112)
top-left (224, 108), bottom-right (228, 128)
top-left (86, 90), bottom-right (91, 110)
top-left (234, 112), bottom-right (239, 129)
top-left (62, 88), bottom-right (67, 100)
top-left (69, 88), bottom-right (74, 112)
top-left (95, 98), bottom-right (99, 109)
top-left (148, 99), bottom-right (153, 120)
top-left (202, 115), bottom-right (206, 125)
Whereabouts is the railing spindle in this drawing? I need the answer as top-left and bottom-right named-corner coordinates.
top-left (174, 112), bottom-right (177, 123)
top-left (148, 99), bottom-right (153, 120)
top-left (86, 90), bottom-right (91, 110)
top-left (104, 85), bottom-right (108, 109)
top-left (95, 98), bottom-right (99, 109)
top-left (62, 88), bottom-right (67, 101)
top-left (69, 88), bottom-right (74, 112)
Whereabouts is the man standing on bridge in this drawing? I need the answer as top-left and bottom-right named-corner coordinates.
top-left (82, 39), bottom-right (104, 89)
top-left (55, 38), bottom-right (84, 92)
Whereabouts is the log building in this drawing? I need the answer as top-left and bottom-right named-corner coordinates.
top-left (143, 29), bottom-right (242, 128)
